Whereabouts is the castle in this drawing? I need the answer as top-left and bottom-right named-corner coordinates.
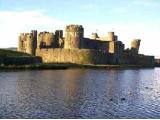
top-left (18, 24), bottom-right (154, 66)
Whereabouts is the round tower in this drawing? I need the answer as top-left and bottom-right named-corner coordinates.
top-left (45, 33), bottom-right (54, 47)
top-left (18, 36), bottom-right (23, 51)
top-left (131, 39), bottom-right (141, 53)
top-left (64, 25), bottom-right (84, 49)
top-left (26, 33), bottom-right (35, 55)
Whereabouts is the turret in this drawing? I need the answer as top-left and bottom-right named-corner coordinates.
top-left (26, 31), bottom-right (37, 55)
top-left (18, 36), bottom-right (23, 51)
top-left (26, 34), bottom-right (33, 55)
top-left (37, 33), bottom-right (43, 49)
top-left (64, 24), bottom-right (84, 49)
top-left (18, 33), bottom-right (27, 53)
top-left (107, 32), bottom-right (117, 41)
top-left (131, 39), bottom-right (141, 54)
top-left (45, 33), bottom-right (54, 47)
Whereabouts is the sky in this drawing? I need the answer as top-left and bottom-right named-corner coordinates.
top-left (0, 0), bottom-right (160, 58)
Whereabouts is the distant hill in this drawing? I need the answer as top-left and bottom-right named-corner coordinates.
top-left (3, 47), bottom-right (17, 51)
top-left (0, 49), bottom-right (31, 57)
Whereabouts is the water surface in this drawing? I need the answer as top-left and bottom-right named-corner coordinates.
top-left (0, 68), bottom-right (160, 118)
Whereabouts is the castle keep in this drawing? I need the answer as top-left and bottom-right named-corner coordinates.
top-left (18, 24), bottom-right (154, 66)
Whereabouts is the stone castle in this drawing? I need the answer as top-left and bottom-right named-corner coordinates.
top-left (18, 24), bottom-right (154, 66)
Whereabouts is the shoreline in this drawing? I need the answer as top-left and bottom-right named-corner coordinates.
top-left (0, 63), bottom-right (156, 70)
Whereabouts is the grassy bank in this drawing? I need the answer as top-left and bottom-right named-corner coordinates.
top-left (0, 49), bottom-right (30, 57)
top-left (0, 63), bottom-right (155, 70)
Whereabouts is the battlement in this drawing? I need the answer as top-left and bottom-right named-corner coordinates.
top-left (65, 24), bottom-right (84, 32)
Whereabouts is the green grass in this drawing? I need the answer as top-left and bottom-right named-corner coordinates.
top-left (0, 49), bottom-right (31, 57)
top-left (0, 63), bottom-right (155, 70)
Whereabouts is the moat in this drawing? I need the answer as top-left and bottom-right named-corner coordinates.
top-left (0, 68), bottom-right (160, 119)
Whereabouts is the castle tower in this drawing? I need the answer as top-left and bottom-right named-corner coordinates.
top-left (107, 32), bottom-right (124, 54)
top-left (131, 39), bottom-right (141, 54)
top-left (26, 31), bottom-right (37, 55)
top-left (37, 33), bottom-right (43, 49)
top-left (26, 34), bottom-right (33, 55)
top-left (45, 33), bottom-right (54, 47)
top-left (107, 32), bottom-right (114, 41)
top-left (64, 25), bottom-right (84, 49)
top-left (106, 32), bottom-right (118, 41)
top-left (18, 33), bottom-right (27, 53)
top-left (18, 35), bottom-right (23, 51)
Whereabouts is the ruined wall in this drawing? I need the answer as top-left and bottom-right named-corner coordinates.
top-left (116, 53), bottom-right (155, 66)
top-left (64, 25), bottom-right (84, 49)
top-left (108, 41), bottom-right (124, 54)
top-left (36, 48), bottom-right (115, 64)
top-left (36, 48), bottom-right (154, 66)
top-left (82, 38), bottom-right (109, 51)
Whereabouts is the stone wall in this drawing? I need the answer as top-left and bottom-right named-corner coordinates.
top-left (82, 38), bottom-right (109, 51)
top-left (117, 54), bottom-right (155, 66)
top-left (0, 56), bottom-right (42, 65)
top-left (36, 48), bottom-right (154, 66)
top-left (36, 48), bottom-right (115, 64)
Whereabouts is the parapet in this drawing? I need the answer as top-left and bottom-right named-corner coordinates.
top-left (65, 24), bottom-right (84, 32)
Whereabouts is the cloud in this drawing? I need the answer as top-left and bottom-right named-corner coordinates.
top-left (0, 10), bottom-right (66, 48)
